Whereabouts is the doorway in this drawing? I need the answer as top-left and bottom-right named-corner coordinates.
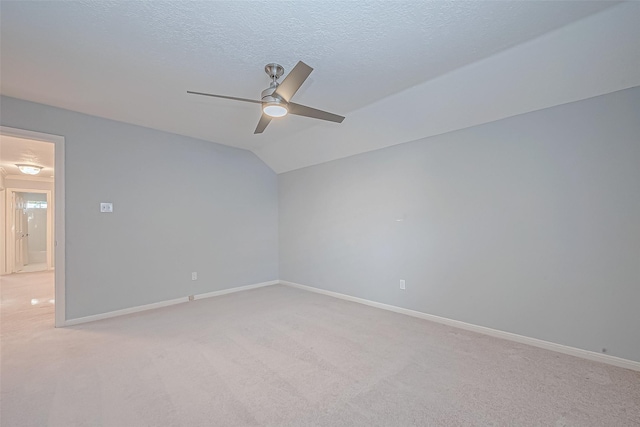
top-left (0, 126), bottom-right (65, 327)
top-left (6, 190), bottom-right (53, 273)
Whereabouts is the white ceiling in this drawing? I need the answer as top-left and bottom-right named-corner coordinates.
top-left (0, 135), bottom-right (55, 178)
top-left (1, 1), bottom-right (637, 173)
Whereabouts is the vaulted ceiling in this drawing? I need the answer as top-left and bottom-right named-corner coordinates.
top-left (1, 1), bottom-right (638, 173)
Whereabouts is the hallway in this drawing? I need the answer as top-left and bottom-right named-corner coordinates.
top-left (1, 270), bottom-right (55, 331)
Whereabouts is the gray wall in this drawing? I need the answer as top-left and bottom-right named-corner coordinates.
top-left (1, 96), bottom-right (278, 319)
top-left (279, 87), bottom-right (640, 362)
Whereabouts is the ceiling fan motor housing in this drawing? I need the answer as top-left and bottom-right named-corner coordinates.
top-left (261, 86), bottom-right (285, 104)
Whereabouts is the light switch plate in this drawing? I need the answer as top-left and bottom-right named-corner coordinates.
top-left (100, 202), bottom-right (113, 213)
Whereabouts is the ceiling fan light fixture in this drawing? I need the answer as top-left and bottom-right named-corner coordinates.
top-left (187, 61), bottom-right (344, 133)
top-left (16, 164), bottom-right (43, 175)
top-left (263, 101), bottom-right (288, 118)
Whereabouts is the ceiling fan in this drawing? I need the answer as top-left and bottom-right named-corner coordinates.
top-left (188, 61), bottom-right (345, 134)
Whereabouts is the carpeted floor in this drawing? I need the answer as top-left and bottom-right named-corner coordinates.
top-left (1, 272), bottom-right (639, 426)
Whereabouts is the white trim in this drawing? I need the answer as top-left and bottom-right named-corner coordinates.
top-left (280, 280), bottom-right (640, 372)
top-left (193, 280), bottom-right (279, 300)
top-left (5, 174), bottom-right (54, 182)
top-left (63, 280), bottom-right (279, 326)
top-left (0, 126), bottom-right (66, 328)
top-left (64, 297), bottom-right (189, 326)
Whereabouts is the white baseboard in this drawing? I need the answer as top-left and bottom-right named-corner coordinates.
top-left (64, 280), bottom-right (279, 326)
top-left (64, 296), bottom-right (189, 326)
top-left (280, 280), bottom-right (640, 372)
top-left (193, 280), bottom-right (279, 300)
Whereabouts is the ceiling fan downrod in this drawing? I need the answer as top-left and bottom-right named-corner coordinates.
top-left (264, 63), bottom-right (284, 85)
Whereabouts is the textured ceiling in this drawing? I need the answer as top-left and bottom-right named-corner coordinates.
top-left (0, 1), bottom-right (634, 172)
top-left (0, 135), bottom-right (55, 178)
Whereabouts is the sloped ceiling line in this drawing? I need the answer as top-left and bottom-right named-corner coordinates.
top-left (1, 1), bottom-right (637, 173)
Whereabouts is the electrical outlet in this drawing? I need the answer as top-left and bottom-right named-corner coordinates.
top-left (188, 295), bottom-right (195, 301)
top-left (400, 279), bottom-right (406, 290)
top-left (191, 272), bottom-right (197, 281)
top-left (100, 202), bottom-right (113, 213)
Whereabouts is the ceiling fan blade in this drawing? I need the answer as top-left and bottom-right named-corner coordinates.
top-left (187, 91), bottom-right (262, 104)
top-left (254, 113), bottom-right (272, 134)
top-left (273, 61), bottom-right (313, 103)
top-left (288, 102), bottom-right (345, 123)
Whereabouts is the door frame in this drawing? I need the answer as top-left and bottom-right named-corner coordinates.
top-left (1, 126), bottom-right (66, 327)
top-left (6, 188), bottom-right (54, 272)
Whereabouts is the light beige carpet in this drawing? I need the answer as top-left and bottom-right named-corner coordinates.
top-left (1, 271), bottom-right (639, 426)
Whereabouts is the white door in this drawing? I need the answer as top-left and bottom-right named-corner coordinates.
top-left (13, 193), bottom-right (29, 272)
